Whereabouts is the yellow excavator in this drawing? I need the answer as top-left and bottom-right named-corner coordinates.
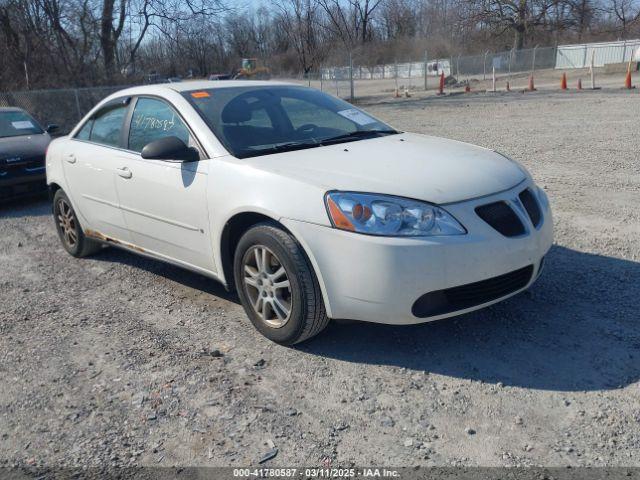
top-left (234, 58), bottom-right (271, 80)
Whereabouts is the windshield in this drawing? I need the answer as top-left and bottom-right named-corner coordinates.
top-left (0, 110), bottom-right (44, 138)
top-left (183, 86), bottom-right (397, 158)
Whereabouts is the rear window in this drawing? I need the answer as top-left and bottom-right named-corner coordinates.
top-left (0, 111), bottom-right (44, 138)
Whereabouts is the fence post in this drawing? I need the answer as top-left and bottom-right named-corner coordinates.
top-left (508, 49), bottom-right (513, 79)
top-left (492, 66), bottom-right (496, 92)
top-left (622, 40), bottom-right (627, 63)
top-left (74, 89), bottom-right (82, 121)
top-left (23, 61), bottom-right (30, 90)
top-left (349, 52), bottom-right (354, 102)
top-left (394, 59), bottom-right (399, 91)
top-left (483, 51), bottom-right (489, 80)
top-left (590, 50), bottom-right (596, 89)
top-left (532, 45), bottom-right (539, 73)
top-left (424, 50), bottom-right (428, 91)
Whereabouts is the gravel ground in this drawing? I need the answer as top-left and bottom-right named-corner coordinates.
top-left (1, 90), bottom-right (639, 469)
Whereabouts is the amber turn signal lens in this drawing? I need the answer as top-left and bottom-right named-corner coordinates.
top-left (327, 197), bottom-right (355, 231)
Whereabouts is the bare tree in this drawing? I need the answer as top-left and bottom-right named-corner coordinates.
top-left (99, 0), bottom-right (126, 80)
top-left (469, 0), bottom-right (559, 49)
top-left (605, 0), bottom-right (640, 38)
top-left (272, 0), bottom-right (325, 74)
top-left (318, 0), bottom-right (384, 47)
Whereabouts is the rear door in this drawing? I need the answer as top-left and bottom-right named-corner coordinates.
top-left (62, 99), bottom-right (132, 242)
top-left (112, 96), bottom-right (215, 272)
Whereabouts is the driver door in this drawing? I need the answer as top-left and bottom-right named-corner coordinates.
top-left (113, 96), bottom-right (215, 273)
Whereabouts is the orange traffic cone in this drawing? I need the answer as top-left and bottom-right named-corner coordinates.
top-left (527, 75), bottom-right (536, 92)
top-left (561, 72), bottom-right (567, 90)
top-left (465, 84), bottom-right (470, 93)
top-left (394, 88), bottom-right (401, 98)
top-left (625, 69), bottom-right (633, 89)
top-left (506, 81), bottom-right (511, 92)
top-left (438, 72), bottom-right (445, 95)
top-left (577, 78), bottom-right (582, 90)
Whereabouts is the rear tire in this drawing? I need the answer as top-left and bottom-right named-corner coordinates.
top-left (53, 189), bottom-right (102, 258)
top-left (233, 223), bottom-right (329, 345)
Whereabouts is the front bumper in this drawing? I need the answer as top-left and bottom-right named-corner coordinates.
top-left (0, 166), bottom-right (47, 201)
top-left (283, 180), bottom-right (553, 325)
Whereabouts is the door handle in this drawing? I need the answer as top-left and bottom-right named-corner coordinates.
top-left (65, 154), bottom-right (76, 164)
top-left (116, 167), bottom-right (132, 179)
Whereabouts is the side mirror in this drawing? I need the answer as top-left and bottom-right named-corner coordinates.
top-left (46, 124), bottom-right (60, 134)
top-left (140, 136), bottom-right (199, 162)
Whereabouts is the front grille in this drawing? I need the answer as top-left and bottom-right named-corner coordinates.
top-left (519, 188), bottom-right (542, 227)
top-left (475, 201), bottom-right (525, 237)
top-left (411, 265), bottom-right (534, 317)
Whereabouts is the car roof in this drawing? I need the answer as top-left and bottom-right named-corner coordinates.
top-left (162, 80), bottom-right (295, 92)
top-left (111, 80), bottom-right (297, 99)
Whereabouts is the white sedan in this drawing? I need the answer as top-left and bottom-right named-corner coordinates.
top-left (46, 81), bottom-right (553, 344)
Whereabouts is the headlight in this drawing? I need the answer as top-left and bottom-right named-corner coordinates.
top-left (325, 192), bottom-right (466, 237)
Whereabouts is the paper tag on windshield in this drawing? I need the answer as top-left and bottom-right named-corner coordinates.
top-left (337, 109), bottom-right (376, 126)
top-left (12, 121), bottom-right (35, 129)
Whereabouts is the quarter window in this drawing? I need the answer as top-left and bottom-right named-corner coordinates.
top-left (75, 119), bottom-right (93, 141)
top-left (89, 104), bottom-right (127, 147)
top-left (128, 98), bottom-right (190, 153)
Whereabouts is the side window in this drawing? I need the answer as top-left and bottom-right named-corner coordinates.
top-left (89, 104), bottom-right (127, 147)
top-left (75, 119), bottom-right (93, 141)
top-left (128, 98), bottom-right (190, 153)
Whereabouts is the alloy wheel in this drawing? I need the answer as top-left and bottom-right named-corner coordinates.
top-left (57, 198), bottom-right (78, 248)
top-left (242, 245), bottom-right (292, 328)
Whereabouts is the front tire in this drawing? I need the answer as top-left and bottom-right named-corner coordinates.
top-left (53, 189), bottom-right (102, 258)
top-left (233, 223), bottom-right (329, 345)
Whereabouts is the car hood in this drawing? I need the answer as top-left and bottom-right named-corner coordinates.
top-left (0, 134), bottom-right (51, 166)
top-left (244, 132), bottom-right (527, 204)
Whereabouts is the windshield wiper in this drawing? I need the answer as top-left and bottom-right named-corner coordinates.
top-left (240, 140), bottom-right (320, 158)
top-left (320, 129), bottom-right (398, 146)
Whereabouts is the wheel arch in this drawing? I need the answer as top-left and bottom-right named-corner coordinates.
top-left (47, 182), bottom-right (62, 201)
top-left (217, 211), bottom-right (333, 318)
top-left (219, 211), bottom-right (290, 292)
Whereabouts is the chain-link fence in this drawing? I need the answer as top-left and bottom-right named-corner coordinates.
top-left (455, 46), bottom-right (557, 83)
top-left (0, 86), bottom-right (128, 134)
top-left (317, 39), bottom-right (639, 99)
